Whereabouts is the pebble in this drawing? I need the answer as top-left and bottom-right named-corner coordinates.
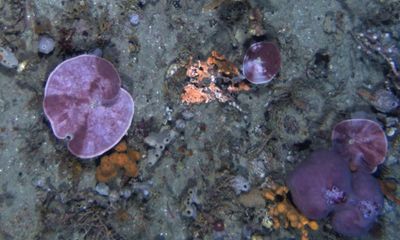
top-left (0, 97), bottom-right (6, 112)
top-left (323, 11), bottom-right (337, 34)
top-left (182, 110), bottom-right (194, 120)
top-left (120, 187), bottom-right (132, 199)
top-left (133, 182), bottom-right (152, 201)
top-left (249, 159), bottom-right (266, 179)
top-left (373, 89), bottom-right (399, 113)
top-left (95, 183), bottom-right (110, 196)
top-left (140, 188), bottom-right (151, 200)
top-left (89, 48), bottom-right (103, 57)
top-left (0, 47), bottom-right (19, 68)
top-left (384, 117), bottom-right (398, 127)
top-left (38, 35), bottom-right (55, 54)
top-left (175, 119), bottom-right (186, 129)
top-left (32, 176), bottom-right (47, 189)
top-left (166, 63), bottom-right (180, 78)
top-left (109, 190), bottom-right (120, 202)
top-left (386, 155), bottom-right (399, 166)
top-left (129, 13), bottom-right (140, 26)
top-left (238, 189), bottom-right (265, 208)
top-left (386, 127), bottom-right (396, 137)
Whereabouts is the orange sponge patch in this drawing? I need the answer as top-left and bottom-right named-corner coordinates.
top-left (95, 140), bottom-right (141, 182)
top-left (114, 140), bottom-right (128, 152)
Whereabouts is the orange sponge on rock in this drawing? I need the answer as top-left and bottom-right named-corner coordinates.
top-left (95, 155), bottom-right (118, 182)
top-left (95, 141), bottom-right (141, 182)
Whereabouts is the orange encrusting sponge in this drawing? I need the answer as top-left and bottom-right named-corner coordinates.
top-left (95, 141), bottom-right (140, 182)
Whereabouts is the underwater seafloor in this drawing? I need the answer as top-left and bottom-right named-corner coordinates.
top-left (1, 0), bottom-right (400, 239)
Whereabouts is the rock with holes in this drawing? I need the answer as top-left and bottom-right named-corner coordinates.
top-left (230, 175), bottom-right (251, 195)
top-left (144, 128), bottom-right (178, 166)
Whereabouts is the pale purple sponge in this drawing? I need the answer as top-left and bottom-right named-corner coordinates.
top-left (331, 171), bottom-right (384, 237)
top-left (243, 41), bottom-right (281, 84)
top-left (287, 149), bottom-right (352, 219)
top-left (43, 55), bottom-right (134, 159)
top-left (332, 119), bottom-right (387, 173)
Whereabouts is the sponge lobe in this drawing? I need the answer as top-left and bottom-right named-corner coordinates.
top-left (287, 150), bottom-right (352, 219)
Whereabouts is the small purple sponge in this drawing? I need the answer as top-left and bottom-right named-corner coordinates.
top-left (287, 149), bottom-right (352, 219)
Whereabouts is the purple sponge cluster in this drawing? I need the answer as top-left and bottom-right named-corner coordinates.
top-left (287, 119), bottom-right (386, 237)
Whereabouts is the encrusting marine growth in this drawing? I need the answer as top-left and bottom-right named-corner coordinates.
top-left (43, 55), bottom-right (135, 159)
top-left (96, 140), bottom-right (140, 182)
top-left (263, 184), bottom-right (318, 240)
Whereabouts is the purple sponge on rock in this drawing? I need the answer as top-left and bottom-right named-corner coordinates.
top-left (287, 149), bottom-right (352, 219)
top-left (332, 171), bottom-right (383, 237)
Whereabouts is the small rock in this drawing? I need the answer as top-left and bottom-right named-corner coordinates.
top-left (249, 159), bottom-right (267, 179)
top-left (373, 89), bottom-right (399, 113)
top-left (0, 47), bottom-right (18, 68)
top-left (386, 155), bottom-right (399, 166)
top-left (140, 188), bottom-right (151, 200)
top-left (175, 119), bottom-right (186, 129)
top-left (386, 127), bottom-right (396, 137)
top-left (182, 110), bottom-right (194, 120)
top-left (89, 48), bottom-right (103, 57)
top-left (32, 176), bottom-right (47, 189)
top-left (0, 97), bottom-right (6, 112)
top-left (323, 11), bottom-right (337, 34)
top-left (166, 63), bottom-right (180, 78)
top-left (129, 13), bottom-right (140, 26)
top-left (120, 187), bottom-right (132, 199)
top-left (133, 182), bottom-right (152, 201)
top-left (384, 117), bottom-right (398, 127)
top-left (238, 189), bottom-right (265, 208)
top-left (95, 183), bottom-right (110, 196)
top-left (109, 190), bottom-right (120, 202)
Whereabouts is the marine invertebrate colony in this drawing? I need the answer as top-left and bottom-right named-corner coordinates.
top-left (243, 41), bottom-right (281, 84)
top-left (287, 150), bottom-right (352, 220)
top-left (96, 150), bottom-right (139, 182)
top-left (332, 119), bottom-right (387, 172)
top-left (287, 143), bottom-right (385, 237)
top-left (95, 142), bottom-right (140, 183)
top-left (43, 55), bottom-right (134, 158)
top-left (181, 50), bottom-right (248, 105)
top-left (287, 118), bottom-right (389, 237)
top-left (331, 171), bottom-right (384, 237)
top-left (262, 184), bottom-right (319, 240)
